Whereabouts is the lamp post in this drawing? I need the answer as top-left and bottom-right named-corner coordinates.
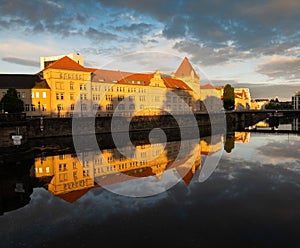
top-left (57, 106), bottom-right (61, 118)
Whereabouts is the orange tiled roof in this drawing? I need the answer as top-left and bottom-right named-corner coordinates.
top-left (117, 72), bottom-right (192, 91)
top-left (44, 56), bottom-right (93, 72)
top-left (175, 57), bottom-right (199, 79)
top-left (57, 185), bottom-right (99, 203)
top-left (92, 69), bottom-right (132, 83)
top-left (163, 77), bottom-right (192, 90)
top-left (201, 83), bottom-right (216, 89)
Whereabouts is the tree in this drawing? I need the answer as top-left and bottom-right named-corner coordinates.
top-left (224, 132), bottom-right (235, 153)
top-left (223, 84), bottom-right (235, 110)
top-left (0, 88), bottom-right (24, 113)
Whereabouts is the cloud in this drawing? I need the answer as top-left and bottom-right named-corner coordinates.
top-left (85, 27), bottom-right (118, 42)
top-left (2, 57), bottom-right (39, 67)
top-left (113, 23), bottom-right (153, 36)
top-left (257, 139), bottom-right (300, 161)
top-left (257, 58), bottom-right (300, 80)
top-left (173, 40), bottom-right (251, 65)
top-left (99, 0), bottom-right (300, 57)
top-left (0, 0), bottom-right (300, 71)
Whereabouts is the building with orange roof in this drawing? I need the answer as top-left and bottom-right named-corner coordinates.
top-left (40, 53), bottom-right (84, 70)
top-left (34, 139), bottom-right (202, 201)
top-left (90, 70), bottom-right (200, 117)
top-left (200, 83), bottom-right (224, 112)
top-left (0, 54), bottom-right (203, 117)
top-left (38, 55), bottom-right (95, 117)
top-left (234, 88), bottom-right (251, 110)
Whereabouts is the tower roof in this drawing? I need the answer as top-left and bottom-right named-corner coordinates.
top-left (175, 57), bottom-right (199, 79)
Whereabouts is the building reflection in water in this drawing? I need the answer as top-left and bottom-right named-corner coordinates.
top-left (34, 133), bottom-right (247, 202)
top-left (35, 139), bottom-right (201, 201)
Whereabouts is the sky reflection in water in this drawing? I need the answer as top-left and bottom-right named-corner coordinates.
top-left (1, 132), bottom-right (300, 247)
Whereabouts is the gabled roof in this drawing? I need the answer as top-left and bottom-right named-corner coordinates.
top-left (44, 56), bottom-right (93, 72)
top-left (175, 57), bottom-right (199, 79)
top-left (0, 74), bottom-right (41, 89)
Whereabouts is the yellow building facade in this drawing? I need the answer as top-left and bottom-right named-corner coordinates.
top-left (35, 55), bottom-right (201, 117)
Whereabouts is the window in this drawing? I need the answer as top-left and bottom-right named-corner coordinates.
top-left (35, 92), bottom-right (39, 98)
top-left (106, 95), bottom-right (112, 101)
top-left (118, 104), bottom-right (125, 110)
top-left (129, 104), bottom-right (135, 110)
top-left (42, 92), bottom-right (47, 98)
top-left (60, 93), bottom-right (64, 100)
top-left (21, 92), bottom-right (26, 99)
top-left (70, 94), bottom-right (74, 100)
top-left (117, 95), bottom-right (124, 101)
top-left (71, 104), bottom-right (75, 110)
top-left (106, 104), bottom-right (113, 110)
top-left (57, 104), bottom-right (63, 110)
top-left (80, 84), bottom-right (87, 91)
top-left (93, 104), bottom-right (100, 110)
top-left (31, 104), bottom-right (35, 111)
top-left (81, 103), bottom-right (87, 111)
top-left (56, 93), bottom-right (60, 100)
top-left (25, 104), bottom-right (30, 111)
top-left (31, 92), bottom-right (34, 98)
top-left (70, 83), bottom-right (74, 90)
top-left (80, 94), bottom-right (87, 100)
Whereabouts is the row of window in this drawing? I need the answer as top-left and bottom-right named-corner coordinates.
top-left (57, 82), bottom-right (148, 93)
top-left (31, 92), bottom-right (47, 99)
top-left (24, 104), bottom-right (47, 112)
top-left (59, 73), bottom-right (83, 80)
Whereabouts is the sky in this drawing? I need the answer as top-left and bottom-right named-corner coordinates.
top-left (0, 0), bottom-right (300, 100)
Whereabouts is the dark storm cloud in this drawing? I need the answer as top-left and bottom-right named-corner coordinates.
top-left (85, 27), bottom-right (117, 42)
top-left (99, 0), bottom-right (300, 56)
top-left (113, 23), bottom-right (153, 36)
top-left (1, 0), bottom-right (300, 69)
top-left (173, 40), bottom-right (251, 65)
top-left (2, 57), bottom-right (39, 67)
top-left (257, 58), bottom-right (300, 80)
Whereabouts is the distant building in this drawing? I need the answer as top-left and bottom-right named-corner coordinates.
top-left (250, 98), bottom-right (270, 110)
top-left (292, 91), bottom-right (300, 109)
top-left (40, 53), bottom-right (84, 70)
top-left (234, 88), bottom-right (251, 110)
top-left (200, 83), bottom-right (223, 112)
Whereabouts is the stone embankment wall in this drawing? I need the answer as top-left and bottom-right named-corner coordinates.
top-left (0, 112), bottom-right (264, 149)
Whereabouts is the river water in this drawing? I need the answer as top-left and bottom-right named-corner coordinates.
top-left (1, 126), bottom-right (300, 247)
